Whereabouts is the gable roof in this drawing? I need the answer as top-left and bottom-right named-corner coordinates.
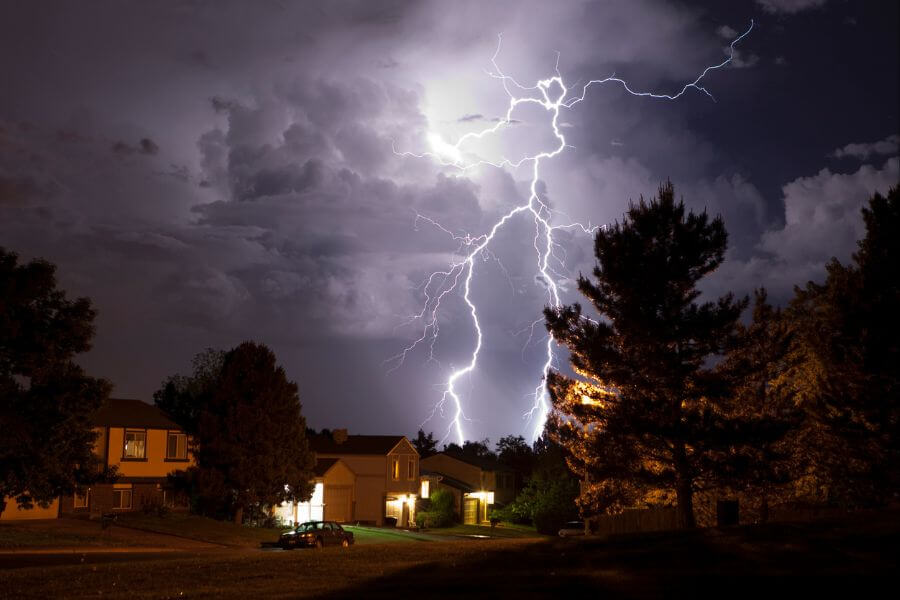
top-left (92, 398), bottom-right (181, 430)
top-left (437, 450), bottom-right (515, 473)
top-left (313, 458), bottom-right (340, 477)
top-left (310, 434), bottom-right (411, 456)
top-left (420, 469), bottom-right (474, 493)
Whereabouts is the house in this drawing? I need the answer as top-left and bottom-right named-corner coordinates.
top-left (419, 451), bottom-right (516, 524)
top-left (272, 457), bottom-right (356, 526)
top-left (304, 430), bottom-right (420, 527)
top-left (60, 398), bottom-right (194, 516)
top-left (2, 398), bottom-right (193, 521)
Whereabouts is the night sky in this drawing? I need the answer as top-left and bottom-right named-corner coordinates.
top-left (1, 0), bottom-right (897, 444)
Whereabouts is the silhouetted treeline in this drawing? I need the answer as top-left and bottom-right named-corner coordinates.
top-left (544, 183), bottom-right (899, 527)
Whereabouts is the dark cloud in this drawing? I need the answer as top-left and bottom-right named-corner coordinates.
top-left (0, 0), bottom-right (897, 443)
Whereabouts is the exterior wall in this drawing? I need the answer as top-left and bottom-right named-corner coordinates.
top-left (0, 497), bottom-right (59, 521)
top-left (104, 427), bottom-right (194, 478)
top-left (317, 443), bottom-right (420, 526)
top-left (420, 455), bottom-right (482, 489)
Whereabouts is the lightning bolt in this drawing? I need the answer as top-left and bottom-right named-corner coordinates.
top-left (389, 20), bottom-right (754, 444)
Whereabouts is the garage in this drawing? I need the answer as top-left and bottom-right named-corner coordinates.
top-left (463, 497), bottom-right (479, 524)
top-left (324, 485), bottom-right (353, 522)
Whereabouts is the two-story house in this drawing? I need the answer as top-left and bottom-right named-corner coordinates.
top-left (61, 398), bottom-right (194, 516)
top-left (307, 430), bottom-right (420, 527)
top-left (2, 398), bottom-right (193, 521)
top-left (419, 451), bottom-right (516, 524)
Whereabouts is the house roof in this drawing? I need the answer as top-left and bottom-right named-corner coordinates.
top-left (313, 458), bottom-right (340, 477)
top-left (310, 434), bottom-right (409, 456)
top-left (420, 469), bottom-right (474, 493)
top-left (92, 398), bottom-right (181, 430)
top-left (436, 450), bottom-right (515, 473)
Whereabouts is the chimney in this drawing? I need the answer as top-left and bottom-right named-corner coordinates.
top-left (332, 429), bottom-right (348, 445)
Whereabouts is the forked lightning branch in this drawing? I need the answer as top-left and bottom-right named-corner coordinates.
top-left (388, 21), bottom-right (754, 445)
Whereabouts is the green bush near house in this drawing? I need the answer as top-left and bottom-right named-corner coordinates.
top-left (416, 489), bottom-right (455, 528)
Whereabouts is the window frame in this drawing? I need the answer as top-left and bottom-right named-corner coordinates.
top-left (122, 429), bottom-right (147, 461)
top-left (112, 488), bottom-right (133, 510)
top-left (73, 488), bottom-right (91, 509)
top-left (407, 458), bottom-right (415, 480)
top-left (391, 457), bottom-right (400, 480)
top-left (165, 431), bottom-right (189, 461)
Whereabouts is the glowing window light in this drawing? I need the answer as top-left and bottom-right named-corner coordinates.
top-left (421, 480), bottom-right (430, 499)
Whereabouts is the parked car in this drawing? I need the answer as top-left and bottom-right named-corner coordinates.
top-left (278, 521), bottom-right (355, 549)
top-left (558, 521), bottom-right (585, 537)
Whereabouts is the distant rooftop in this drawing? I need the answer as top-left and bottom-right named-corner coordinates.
top-left (435, 450), bottom-right (514, 472)
top-left (310, 433), bottom-right (411, 455)
top-left (92, 398), bottom-right (181, 430)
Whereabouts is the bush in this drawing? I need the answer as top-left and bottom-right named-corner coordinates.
top-left (416, 489), bottom-right (455, 528)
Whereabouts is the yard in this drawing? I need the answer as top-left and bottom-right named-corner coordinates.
top-left (0, 509), bottom-right (895, 599)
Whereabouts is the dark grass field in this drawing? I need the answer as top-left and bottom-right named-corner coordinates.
top-left (1, 510), bottom-right (896, 599)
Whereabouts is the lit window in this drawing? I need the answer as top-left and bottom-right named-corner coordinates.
top-left (166, 432), bottom-right (187, 460)
top-left (407, 458), bottom-right (415, 480)
top-left (420, 480), bottom-right (430, 499)
top-left (73, 489), bottom-right (90, 509)
top-left (113, 489), bottom-right (132, 510)
top-left (123, 430), bottom-right (146, 459)
top-left (391, 458), bottom-right (399, 480)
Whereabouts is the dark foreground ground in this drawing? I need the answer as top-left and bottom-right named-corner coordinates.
top-left (1, 510), bottom-right (896, 599)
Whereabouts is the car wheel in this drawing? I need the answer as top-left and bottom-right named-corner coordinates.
top-left (315, 537), bottom-right (324, 549)
top-left (341, 538), bottom-right (350, 548)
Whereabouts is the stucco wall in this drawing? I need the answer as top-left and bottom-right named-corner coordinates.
top-left (0, 497), bottom-right (59, 520)
top-left (105, 427), bottom-right (194, 478)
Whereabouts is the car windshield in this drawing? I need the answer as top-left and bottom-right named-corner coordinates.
top-left (296, 522), bottom-right (321, 532)
top-left (566, 521), bottom-right (584, 528)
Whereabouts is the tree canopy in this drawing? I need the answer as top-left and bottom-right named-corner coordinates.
top-left (785, 185), bottom-right (900, 506)
top-left (0, 248), bottom-right (111, 516)
top-left (544, 182), bottom-right (790, 528)
top-left (155, 341), bottom-right (316, 523)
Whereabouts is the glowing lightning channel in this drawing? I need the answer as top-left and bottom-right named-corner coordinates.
top-left (389, 21), bottom-right (754, 444)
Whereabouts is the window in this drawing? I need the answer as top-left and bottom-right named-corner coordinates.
top-left (407, 458), bottom-right (415, 480)
top-left (166, 432), bottom-right (188, 460)
top-left (73, 489), bottom-right (90, 509)
top-left (420, 480), bottom-right (430, 499)
top-left (113, 488), bottom-right (132, 510)
top-left (391, 458), bottom-right (400, 480)
top-left (123, 430), bottom-right (146, 459)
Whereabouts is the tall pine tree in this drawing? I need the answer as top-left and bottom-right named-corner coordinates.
top-left (545, 182), bottom-right (785, 528)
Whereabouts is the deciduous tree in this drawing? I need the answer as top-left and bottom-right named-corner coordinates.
top-left (0, 249), bottom-right (110, 516)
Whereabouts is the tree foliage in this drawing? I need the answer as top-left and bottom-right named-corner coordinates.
top-left (785, 186), bottom-right (900, 506)
top-left (0, 249), bottom-right (111, 515)
top-left (544, 182), bottom-right (790, 528)
top-left (412, 429), bottom-right (438, 458)
top-left (493, 436), bottom-right (578, 534)
top-left (155, 342), bottom-right (316, 522)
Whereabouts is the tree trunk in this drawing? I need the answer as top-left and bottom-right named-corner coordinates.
top-left (233, 505), bottom-right (243, 525)
top-left (673, 443), bottom-right (696, 529)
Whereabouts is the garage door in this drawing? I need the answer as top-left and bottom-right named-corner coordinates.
top-left (324, 486), bottom-right (352, 522)
top-left (463, 498), bottom-right (479, 524)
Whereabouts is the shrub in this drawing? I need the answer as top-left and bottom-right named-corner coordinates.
top-left (416, 489), bottom-right (455, 528)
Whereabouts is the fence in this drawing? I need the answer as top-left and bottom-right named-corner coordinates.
top-left (588, 507), bottom-right (679, 536)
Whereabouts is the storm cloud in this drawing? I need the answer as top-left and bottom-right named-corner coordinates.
top-left (1, 0), bottom-right (897, 443)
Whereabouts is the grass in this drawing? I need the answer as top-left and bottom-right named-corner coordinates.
top-left (0, 517), bottom-right (214, 550)
top-left (3, 510), bottom-right (896, 598)
top-left (422, 522), bottom-right (542, 539)
top-left (113, 513), bottom-right (281, 548)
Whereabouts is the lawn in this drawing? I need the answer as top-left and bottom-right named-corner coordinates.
top-left (113, 513), bottom-right (281, 548)
top-left (0, 518), bottom-right (216, 550)
top-left (2, 510), bottom-right (895, 599)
